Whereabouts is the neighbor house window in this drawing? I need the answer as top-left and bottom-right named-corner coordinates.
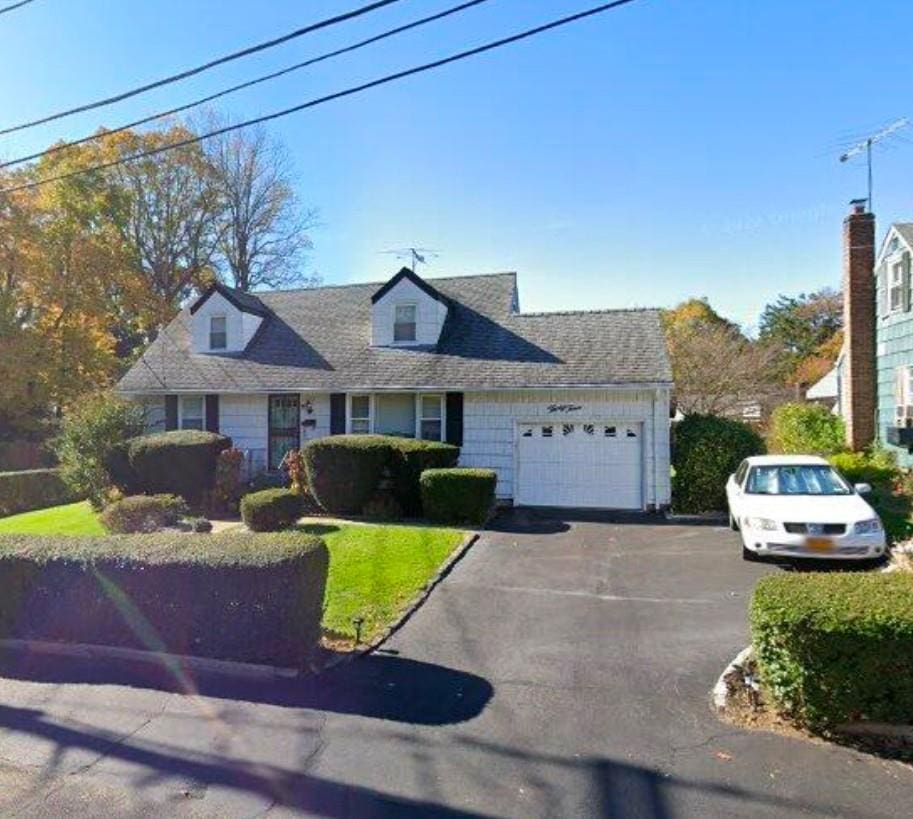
top-left (419, 394), bottom-right (443, 441)
top-left (350, 395), bottom-right (371, 434)
top-left (890, 262), bottom-right (905, 313)
top-left (394, 304), bottom-right (417, 342)
top-left (210, 315), bottom-right (227, 350)
top-left (895, 367), bottom-right (913, 426)
top-left (180, 396), bottom-right (204, 430)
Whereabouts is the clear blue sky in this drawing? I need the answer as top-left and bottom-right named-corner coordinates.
top-left (1, 0), bottom-right (911, 329)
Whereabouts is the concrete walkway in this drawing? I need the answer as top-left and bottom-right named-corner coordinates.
top-left (0, 508), bottom-right (910, 817)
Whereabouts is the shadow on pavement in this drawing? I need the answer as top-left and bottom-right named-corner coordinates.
top-left (488, 507), bottom-right (722, 535)
top-left (0, 649), bottom-right (492, 726)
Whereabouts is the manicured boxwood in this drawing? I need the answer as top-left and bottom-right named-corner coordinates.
top-left (114, 430), bottom-right (232, 503)
top-left (420, 468), bottom-right (496, 526)
top-left (100, 494), bottom-right (188, 534)
top-left (672, 414), bottom-right (765, 513)
top-left (386, 438), bottom-right (460, 516)
top-left (751, 572), bottom-right (913, 727)
top-left (0, 469), bottom-right (76, 517)
top-left (0, 532), bottom-right (329, 667)
top-left (302, 435), bottom-right (460, 517)
top-left (241, 488), bottom-right (306, 532)
top-left (302, 435), bottom-right (393, 515)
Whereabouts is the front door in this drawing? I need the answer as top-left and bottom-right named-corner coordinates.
top-left (268, 394), bottom-right (300, 470)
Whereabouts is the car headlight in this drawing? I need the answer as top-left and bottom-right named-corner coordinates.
top-left (745, 517), bottom-right (777, 531)
top-left (854, 518), bottom-right (883, 535)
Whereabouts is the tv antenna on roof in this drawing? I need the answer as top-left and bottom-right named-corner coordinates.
top-left (839, 117), bottom-right (909, 212)
top-left (379, 247), bottom-right (440, 272)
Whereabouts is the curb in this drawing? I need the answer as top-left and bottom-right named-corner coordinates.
top-left (0, 638), bottom-right (301, 682)
top-left (712, 645), bottom-right (753, 711)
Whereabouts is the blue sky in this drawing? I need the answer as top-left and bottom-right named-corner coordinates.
top-left (1, 0), bottom-right (911, 329)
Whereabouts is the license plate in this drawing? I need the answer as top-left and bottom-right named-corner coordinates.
top-left (806, 537), bottom-right (833, 552)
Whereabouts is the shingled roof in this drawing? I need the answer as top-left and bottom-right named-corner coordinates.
top-left (118, 272), bottom-right (672, 393)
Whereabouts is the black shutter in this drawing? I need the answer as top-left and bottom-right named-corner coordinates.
top-left (165, 395), bottom-right (178, 431)
top-left (445, 392), bottom-right (464, 447)
top-left (205, 394), bottom-right (220, 433)
top-left (330, 393), bottom-right (346, 435)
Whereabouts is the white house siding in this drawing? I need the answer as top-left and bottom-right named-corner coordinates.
top-left (459, 388), bottom-right (672, 509)
top-left (189, 291), bottom-right (262, 353)
top-left (137, 396), bottom-right (166, 432)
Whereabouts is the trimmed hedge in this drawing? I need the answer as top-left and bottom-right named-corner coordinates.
top-left (751, 573), bottom-right (913, 727)
top-left (0, 469), bottom-right (76, 517)
top-left (302, 435), bottom-right (459, 517)
top-left (241, 488), bottom-right (306, 532)
top-left (420, 468), bottom-right (496, 526)
top-left (768, 402), bottom-right (846, 456)
top-left (302, 435), bottom-right (395, 515)
top-left (672, 414), bottom-right (765, 513)
top-left (0, 532), bottom-right (329, 667)
top-left (828, 450), bottom-right (898, 489)
top-left (100, 494), bottom-right (188, 534)
top-left (113, 430), bottom-right (232, 503)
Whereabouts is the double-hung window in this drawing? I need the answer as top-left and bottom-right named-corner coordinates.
top-left (419, 394), bottom-right (443, 441)
top-left (210, 315), bottom-right (227, 350)
top-left (394, 304), bottom-right (417, 342)
top-left (350, 395), bottom-right (371, 434)
top-left (895, 367), bottom-right (913, 426)
top-left (180, 396), bottom-right (204, 430)
top-left (889, 262), bottom-right (905, 313)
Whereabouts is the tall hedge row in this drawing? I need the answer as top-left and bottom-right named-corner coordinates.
top-left (751, 573), bottom-right (913, 727)
top-left (0, 469), bottom-right (76, 517)
top-left (0, 532), bottom-right (329, 668)
top-left (303, 435), bottom-right (459, 516)
top-left (672, 414), bottom-right (765, 513)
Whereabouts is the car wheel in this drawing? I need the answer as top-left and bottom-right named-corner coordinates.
top-left (742, 544), bottom-right (760, 562)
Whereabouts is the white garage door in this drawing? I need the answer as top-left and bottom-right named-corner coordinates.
top-left (515, 421), bottom-right (643, 510)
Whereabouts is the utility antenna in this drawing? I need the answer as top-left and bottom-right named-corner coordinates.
top-left (839, 117), bottom-right (909, 212)
top-left (379, 247), bottom-right (440, 272)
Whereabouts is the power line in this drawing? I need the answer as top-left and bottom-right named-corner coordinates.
top-left (0, 0), bottom-right (492, 170)
top-left (0, 0), bottom-right (404, 137)
top-left (0, 0), bottom-right (38, 17)
top-left (1, 0), bottom-right (642, 195)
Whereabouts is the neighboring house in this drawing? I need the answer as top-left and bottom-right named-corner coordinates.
top-left (118, 268), bottom-right (673, 511)
top-left (805, 362), bottom-right (840, 413)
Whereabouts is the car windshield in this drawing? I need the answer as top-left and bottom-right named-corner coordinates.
top-left (745, 465), bottom-right (851, 496)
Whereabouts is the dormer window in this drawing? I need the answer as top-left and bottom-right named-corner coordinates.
top-left (394, 304), bottom-right (417, 342)
top-left (210, 316), bottom-right (227, 350)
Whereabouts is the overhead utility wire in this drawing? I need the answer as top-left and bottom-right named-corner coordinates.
top-left (0, 0), bottom-right (404, 137)
top-left (1, 0), bottom-right (641, 194)
top-left (0, 0), bottom-right (492, 170)
top-left (0, 0), bottom-right (38, 17)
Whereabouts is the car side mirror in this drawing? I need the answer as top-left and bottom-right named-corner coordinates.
top-left (854, 482), bottom-right (872, 495)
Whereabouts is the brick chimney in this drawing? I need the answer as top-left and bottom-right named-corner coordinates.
top-left (841, 199), bottom-right (876, 450)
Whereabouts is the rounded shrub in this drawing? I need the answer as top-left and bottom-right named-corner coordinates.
top-left (100, 494), bottom-right (188, 534)
top-left (121, 430), bottom-right (232, 504)
top-left (241, 488), bottom-right (305, 532)
top-left (828, 450), bottom-right (898, 490)
top-left (672, 414), bottom-right (765, 513)
top-left (0, 469), bottom-right (75, 517)
top-left (386, 438), bottom-right (460, 516)
top-left (768, 402), bottom-right (845, 456)
top-left (302, 435), bottom-right (392, 515)
top-left (420, 468), bottom-right (496, 526)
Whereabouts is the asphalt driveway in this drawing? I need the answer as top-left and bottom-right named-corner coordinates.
top-left (0, 509), bottom-right (910, 817)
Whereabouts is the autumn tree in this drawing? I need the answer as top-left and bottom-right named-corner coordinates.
top-left (203, 117), bottom-right (318, 291)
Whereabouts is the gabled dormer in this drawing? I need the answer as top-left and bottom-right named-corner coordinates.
top-left (876, 223), bottom-right (913, 318)
top-left (371, 267), bottom-right (449, 347)
top-left (188, 283), bottom-right (269, 354)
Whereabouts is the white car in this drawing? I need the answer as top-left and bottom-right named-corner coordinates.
top-left (726, 455), bottom-right (887, 562)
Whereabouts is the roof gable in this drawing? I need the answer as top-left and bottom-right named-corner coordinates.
top-left (371, 267), bottom-right (449, 306)
top-left (189, 282), bottom-right (270, 318)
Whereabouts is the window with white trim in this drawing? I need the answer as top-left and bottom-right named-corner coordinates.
top-left (895, 367), bottom-right (913, 426)
top-left (209, 315), bottom-right (227, 350)
top-left (180, 396), bottom-right (204, 430)
top-left (350, 395), bottom-right (371, 434)
top-left (419, 394), bottom-right (443, 441)
top-left (394, 304), bottom-right (417, 342)
top-left (889, 261), bottom-right (905, 313)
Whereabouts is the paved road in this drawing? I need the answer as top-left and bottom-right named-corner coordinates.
top-left (0, 510), bottom-right (910, 817)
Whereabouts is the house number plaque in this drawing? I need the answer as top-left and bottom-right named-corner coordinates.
top-left (547, 404), bottom-right (583, 414)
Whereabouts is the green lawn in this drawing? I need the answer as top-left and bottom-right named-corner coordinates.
top-left (298, 522), bottom-right (465, 642)
top-left (0, 501), bottom-right (105, 535)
